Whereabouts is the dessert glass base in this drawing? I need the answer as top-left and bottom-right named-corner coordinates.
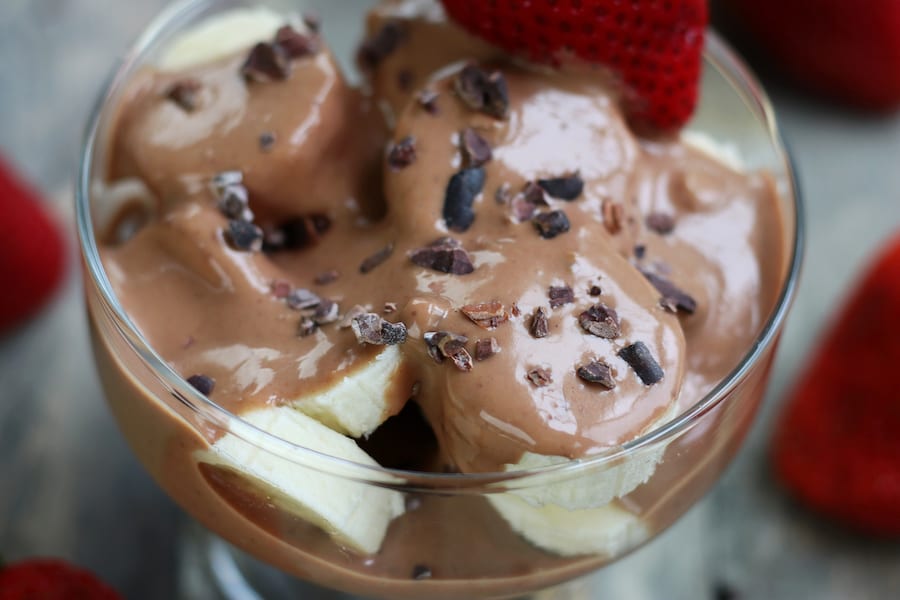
top-left (77, 1), bottom-right (802, 598)
top-left (177, 522), bottom-right (588, 600)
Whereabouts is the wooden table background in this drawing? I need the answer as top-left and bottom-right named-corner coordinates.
top-left (1, 1), bottom-right (899, 598)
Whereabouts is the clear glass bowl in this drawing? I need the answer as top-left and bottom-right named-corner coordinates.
top-left (76, 1), bottom-right (803, 598)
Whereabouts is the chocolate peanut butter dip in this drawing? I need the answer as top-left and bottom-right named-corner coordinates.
top-left (93, 0), bottom-right (788, 595)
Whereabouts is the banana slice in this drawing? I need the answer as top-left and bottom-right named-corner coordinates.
top-left (504, 402), bottom-right (679, 510)
top-left (488, 493), bottom-right (648, 558)
top-left (158, 6), bottom-right (294, 72)
top-left (682, 130), bottom-right (745, 171)
top-left (293, 345), bottom-right (405, 438)
top-left (92, 178), bottom-right (157, 244)
top-left (196, 406), bottom-right (404, 555)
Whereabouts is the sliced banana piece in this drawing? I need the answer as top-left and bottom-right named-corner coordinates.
top-left (92, 178), bottom-right (157, 243)
top-left (682, 130), bottom-right (745, 171)
top-left (293, 345), bottom-right (404, 438)
top-left (159, 6), bottom-right (293, 72)
top-left (196, 406), bottom-right (404, 555)
top-left (488, 493), bottom-right (648, 558)
top-left (505, 402), bottom-right (680, 510)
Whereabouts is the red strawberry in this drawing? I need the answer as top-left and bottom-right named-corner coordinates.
top-left (772, 232), bottom-right (900, 536)
top-left (720, 0), bottom-right (900, 111)
top-left (0, 156), bottom-right (66, 335)
top-left (0, 558), bottom-right (122, 599)
top-left (440, 0), bottom-right (708, 132)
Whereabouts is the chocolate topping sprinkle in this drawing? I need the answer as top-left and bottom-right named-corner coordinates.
top-left (602, 199), bottom-right (624, 234)
top-left (258, 131), bottom-right (276, 152)
top-left (351, 313), bottom-right (408, 345)
top-left (588, 284), bottom-right (603, 297)
top-left (217, 184), bottom-right (251, 221)
top-left (529, 306), bottom-right (551, 338)
top-left (186, 374), bottom-right (215, 396)
top-left (526, 367), bottom-right (552, 387)
top-left (424, 331), bottom-right (472, 371)
top-left (275, 25), bottom-right (318, 59)
top-left (646, 212), bottom-right (676, 235)
top-left (576, 360), bottom-right (616, 389)
top-left (225, 219), bottom-right (263, 252)
top-left (532, 210), bottom-right (571, 239)
top-left (286, 288), bottom-right (320, 311)
top-left (548, 285), bottom-right (575, 308)
top-left (538, 173), bottom-right (584, 201)
top-left (408, 237), bottom-right (475, 275)
top-left (312, 299), bottom-right (340, 325)
top-left (634, 244), bottom-right (647, 260)
top-left (424, 331), bottom-right (450, 362)
top-left (642, 270), bottom-right (697, 314)
top-left (618, 342), bottom-right (664, 385)
top-left (443, 167), bottom-right (485, 232)
top-left (388, 136), bottom-right (417, 170)
top-left (511, 196), bottom-right (538, 222)
top-left (578, 303), bottom-right (621, 339)
top-left (450, 349), bottom-right (474, 373)
top-left (360, 243), bottom-right (394, 274)
top-left (460, 301), bottom-right (509, 329)
top-left (416, 89), bottom-right (439, 114)
top-left (522, 181), bottom-right (548, 206)
top-left (380, 322), bottom-right (409, 345)
top-left (474, 337), bottom-right (500, 361)
top-left (454, 64), bottom-right (509, 119)
top-left (411, 564), bottom-right (432, 581)
top-left (211, 170), bottom-right (242, 195)
top-left (165, 79), bottom-right (201, 112)
top-left (241, 42), bottom-right (289, 82)
top-left (358, 21), bottom-right (407, 70)
top-left (297, 317), bottom-right (318, 337)
top-left (460, 128), bottom-right (492, 167)
top-left (314, 269), bottom-right (339, 285)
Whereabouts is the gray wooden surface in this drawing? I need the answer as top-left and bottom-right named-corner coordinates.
top-left (1, 1), bottom-right (899, 598)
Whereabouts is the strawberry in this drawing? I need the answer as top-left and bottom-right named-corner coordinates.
top-left (439, 0), bottom-right (708, 132)
top-left (719, 0), bottom-right (900, 111)
top-left (0, 558), bottom-right (122, 599)
top-left (772, 232), bottom-right (900, 536)
top-left (0, 156), bottom-right (66, 335)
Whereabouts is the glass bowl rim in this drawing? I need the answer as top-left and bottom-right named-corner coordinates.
top-left (76, 0), bottom-right (804, 490)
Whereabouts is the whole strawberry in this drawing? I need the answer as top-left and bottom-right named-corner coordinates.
top-left (721, 0), bottom-right (900, 111)
top-left (773, 233), bottom-right (900, 536)
top-left (0, 558), bottom-right (122, 599)
top-left (440, 0), bottom-right (708, 132)
top-left (0, 156), bottom-right (66, 335)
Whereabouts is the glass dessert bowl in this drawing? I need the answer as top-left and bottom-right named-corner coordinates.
top-left (77, 1), bottom-right (802, 598)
